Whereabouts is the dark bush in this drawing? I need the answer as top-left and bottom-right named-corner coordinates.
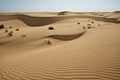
top-left (48, 27), bottom-right (54, 30)
top-left (91, 21), bottom-right (94, 24)
top-left (87, 24), bottom-right (91, 27)
top-left (8, 31), bottom-right (13, 37)
top-left (5, 30), bottom-right (8, 33)
top-left (83, 26), bottom-right (86, 29)
top-left (0, 24), bottom-right (4, 29)
top-left (48, 40), bottom-right (51, 45)
top-left (22, 34), bottom-right (26, 38)
top-left (77, 22), bottom-right (80, 25)
top-left (88, 27), bottom-right (91, 29)
top-left (98, 24), bottom-right (101, 26)
top-left (9, 26), bottom-right (12, 28)
top-left (16, 28), bottom-right (19, 31)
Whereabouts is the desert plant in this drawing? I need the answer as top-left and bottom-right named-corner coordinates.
top-left (98, 24), bottom-right (101, 26)
top-left (83, 26), bottom-right (86, 29)
top-left (16, 28), bottom-right (19, 31)
top-left (48, 40), bottom-right (51, 45)
top-left (77, 22), bottom-right (80, 25)
top-left (9, 26), bottom-right (12, 28)
top-left (8, 31), bottom-right (13, 37)
top-left (5, 30), bottom-right (8, 33)
top-left (88, 27), bottom-right (91, 29)
top-left (91, 21), bottom-right (94, 24)
top-left (48, 26), bottom-right (54, 30)
top-left (87, 24), bottom-right (91, 27)
top-left (0, 24), bottom-right (4, 29)
top-left (22, 34), bottom-right (26, 38)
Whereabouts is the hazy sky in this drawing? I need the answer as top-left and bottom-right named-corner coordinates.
top-left (0, 0), bottom-right (120, 12)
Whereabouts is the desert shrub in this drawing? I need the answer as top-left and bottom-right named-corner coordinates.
top-left (91, 21), bottom-right (94, 24)
top-left (48, 26), bottom-right (54, 30)
top-left (16, 28), bottom-right (19, 31)
top-left (9, 26), bottom-right (12, 28)
top-left (48, 40), bottom-right (51, 45)
top-left (22, 34), bottom-right (26, 38)
top-left (5, 30), bottom-right (8, 33)
top-left (0, 24), bottom-right (4, 29)
top-left (98, 24), bottom-right (101, 26)
top-left (88, 27), bottom-right (91, 29)
top-left (87, 24), bottom-right (91, 27)
top-left (77, 22), bottom-right (80, 25)
top-left (8, 31), bottom-right (13, 37)
top-left (83, 26), bottom-right (86, 29)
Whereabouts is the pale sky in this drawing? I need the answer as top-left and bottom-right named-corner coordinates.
top-left (0, 0), bottom-right (120, 12)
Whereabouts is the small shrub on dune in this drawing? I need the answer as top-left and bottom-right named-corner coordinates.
top-left (98, 24), bottom-right (101, 26)
top-left (87, 24), bottom-right (91, 27)
top-left (88, 27), bottom-right (91, 29)
top-left (48, 26), bottom-right (54, 30)
top-left (48, 40), bottom-right (52, 45)
top-left (9, 26), bottom-right (12, 29)
top-left (5, 30), bottom-right (8, 33)
top-left (16, 28), bottom-right (19, 31)
top-left (77, 22), bottom-right (80, 25)
top-left (83, 26), bottom-right (86, 29)
top-left (22, 34), bottom-right (26, 38)
top-left (8, 31), bottom-right (13, 37)
top-left (0, 24), bottom-right (4, 29)
top-left (91, 21), bottom-right (94, 24)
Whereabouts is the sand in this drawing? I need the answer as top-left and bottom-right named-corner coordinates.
top-left (0, 12), bottom-right (120, 80)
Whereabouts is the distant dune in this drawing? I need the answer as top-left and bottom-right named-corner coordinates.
top-left (0, 13), bottom-right (119, 27)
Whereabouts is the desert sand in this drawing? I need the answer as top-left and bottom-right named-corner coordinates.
top-left (0, 11), bottom-right (120, 80)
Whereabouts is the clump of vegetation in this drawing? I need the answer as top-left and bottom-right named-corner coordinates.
top-left (16, 28), bottom-right (19, 31)
top-left (22, 34), bottom-right (26, 38)
top-left (91, 21), bottom-right (94, 24)
top-left (87, 27), bottom-right (91, 29)
top-left (98, 24), bottom-right (101, 26)
top-left (87, 24), bottom-right (91, 27)
top-left (8, 31), bottom-right (13, 37)
top-left (9, 26), bottom-right (12, 29)
top-left (5, 30), bottom-right (8, 33)
top-left (83, 26), bottom-right (86, 29)
top-left (48, 26), bottom-right (54, 30)
top-left (48, 40), bottom-right (51, 45)
top-left (0, 24), bottom-right (4, 29)
top-left (77, 22), bottom-right (80, 25)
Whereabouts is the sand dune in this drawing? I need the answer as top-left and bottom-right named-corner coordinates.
top-left (0, 13), bottom-right (119, 27)
top-left (0, 12), bottom-right (120, 80)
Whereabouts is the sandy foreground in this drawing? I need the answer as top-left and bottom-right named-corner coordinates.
top-left (0, 12), bottom-right (120, 80)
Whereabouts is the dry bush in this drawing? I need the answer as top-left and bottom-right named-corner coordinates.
top-left (48, 26), bottom-right (54, 30)
top-left (8, 31), bottom-right (13, 37)
top-left (9, 26), bottom-right (12, 28)
top-left (0, 24), bottom-right (4, 29)
top-left (5, 30), bottom-right (8, 33)
top-left (22, 34), bottom-right (26, 38)
top-left (77, 22), bottom-right (80, 25)
top-left (16, 28), bottom-right (19, 31)
top-left (83, 26), bottom-right (86, 29)
top-left (88, 27), bottom-right (91, 29)
top-left (91, 21), bottom-right (94, 24)
top-left (98, 24), bottom-right (101, 26)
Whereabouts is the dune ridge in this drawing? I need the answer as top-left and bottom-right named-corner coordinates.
top-left (0, 14), bottom-right (119, 27)
top-left (48, 32), bottom-right (85, 41)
